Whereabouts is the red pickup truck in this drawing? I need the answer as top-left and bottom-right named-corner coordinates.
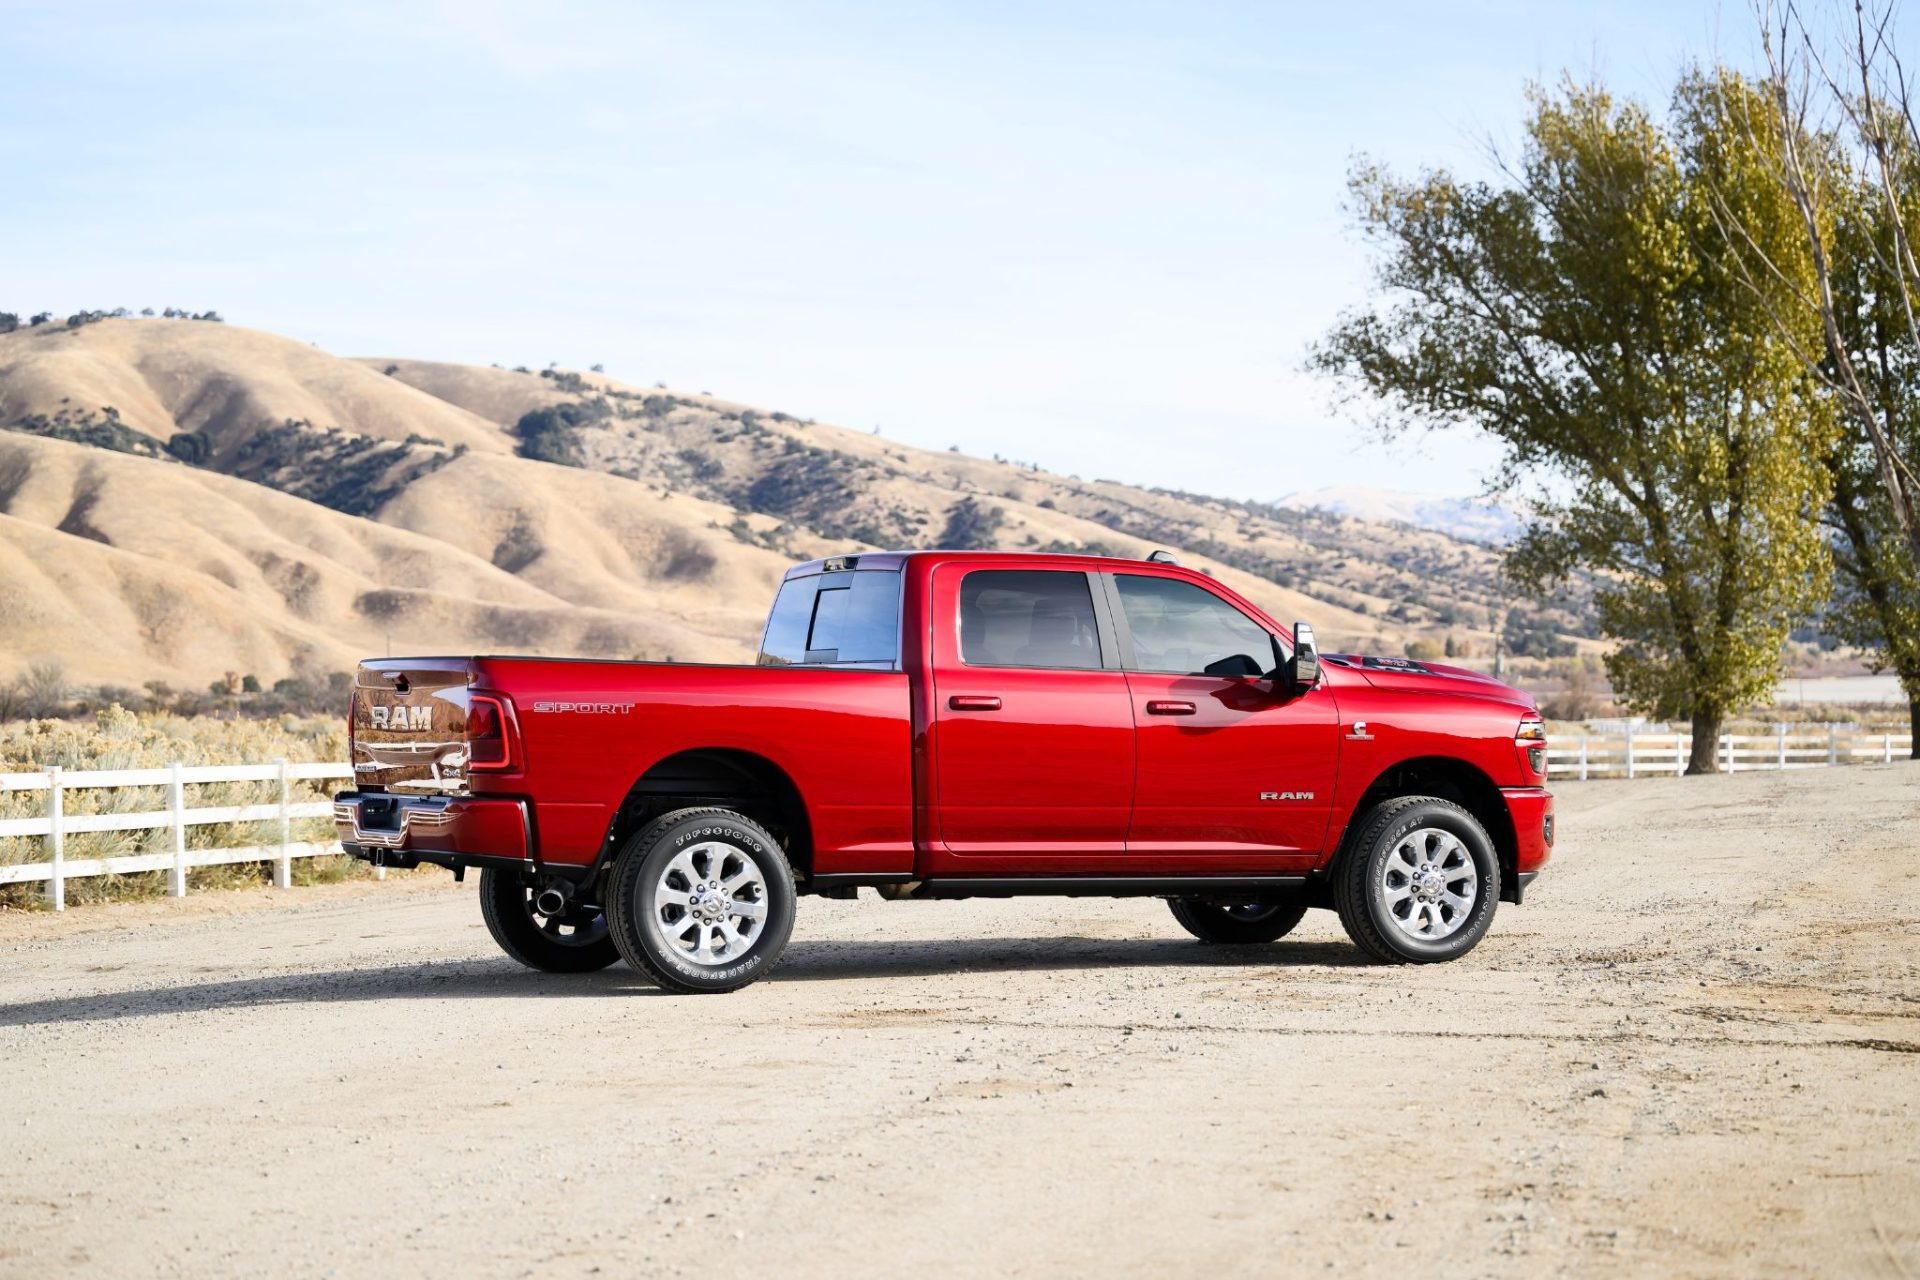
top-left (336, 550), bottom-right (1553, 992)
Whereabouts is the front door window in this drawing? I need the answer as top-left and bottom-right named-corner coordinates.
top-left (1113, 574), bottom-right (1277, 677)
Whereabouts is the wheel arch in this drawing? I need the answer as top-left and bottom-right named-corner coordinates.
top-left (1335, 755), bottom-right (1519, 903)
top-left (601, 747), bottom-right (814, 882)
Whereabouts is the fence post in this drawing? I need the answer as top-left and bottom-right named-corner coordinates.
top-left (168, 761), bottom-right (187, 898)
top-left (1777, 724), bottom-right (1787, 770)
top-left (1887, 733), bottom-right (1895, 765)
top-left (46, 766), bottom-right (65, 913)
top-left (1828, 725), bottom-right (1838, 766)
top-left (1625, 725), bottom-right (1635, 781)
top-left (1677, 731), bottom-right (1686, 777)
top-left (1722, 733), bottom-right (1732, 773)
top-left (275, 757), bottom-right (292, 890)
top-left (1578, 736), bottom-right (1589, 782)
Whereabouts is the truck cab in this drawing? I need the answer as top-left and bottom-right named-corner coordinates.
top-left (336, 550), bottom-right (1554, 992)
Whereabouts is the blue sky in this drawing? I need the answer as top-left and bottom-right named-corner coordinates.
top-left (3, 1), bottom-right (1753, 501)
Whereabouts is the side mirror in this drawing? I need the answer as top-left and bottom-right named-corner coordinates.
top-left (1289, 622), bottom-right (1320, 694)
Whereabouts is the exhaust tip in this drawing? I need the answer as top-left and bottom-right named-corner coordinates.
top-left (534, 886), bottom-right (570, 916)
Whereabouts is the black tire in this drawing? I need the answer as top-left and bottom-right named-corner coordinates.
top-left (1333, 796), bottom-right (1501, 964)
top-left (1167, 897), bottom-right (1310, 944)
top-left (478, 867), bottom-right (620, 973)
top-left (605, 807), bottom-right (797, 994)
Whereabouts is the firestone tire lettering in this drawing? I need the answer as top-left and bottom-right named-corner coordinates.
top-left (1332, 796), bottom-right (1501, 964)
top-left (605, 806), bottom-right (797, 994)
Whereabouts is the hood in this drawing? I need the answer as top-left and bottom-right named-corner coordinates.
top-left (1324, 653), bottom-right (1536, 709)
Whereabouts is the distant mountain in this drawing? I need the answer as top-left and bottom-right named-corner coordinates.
top-left (1274, 486), bottom-right (1523, 545)
top-left (0, 318), bottom-right (1592, 687)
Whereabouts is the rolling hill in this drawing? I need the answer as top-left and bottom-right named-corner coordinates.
top-left (0, 316), bottom-right (1592, 689)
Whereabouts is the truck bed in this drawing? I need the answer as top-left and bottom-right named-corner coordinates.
top-left (352, 656), bottom-right (915, 874)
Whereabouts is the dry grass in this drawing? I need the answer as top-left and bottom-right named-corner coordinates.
top-left (0, 706), bottom-right (357, 909)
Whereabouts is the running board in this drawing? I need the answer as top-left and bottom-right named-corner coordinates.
top-left (913, 875), bottom-right (1308, 900)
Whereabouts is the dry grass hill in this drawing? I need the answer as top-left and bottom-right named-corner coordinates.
top-left (0, 316), bottom-right (1591, 689)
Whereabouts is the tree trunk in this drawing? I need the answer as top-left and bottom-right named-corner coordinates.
top-left (1910, 695), bottom-right (1919, 762)
top-left (1687, 708), bottom-right (1725, 775)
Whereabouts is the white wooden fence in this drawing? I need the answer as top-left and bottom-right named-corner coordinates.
top-left (1550, 727), bottom-right (1913, 780)
top-left (0, 761), bottom-right (353, 911)
top-left (1, 738), bottom-right (1909, 908)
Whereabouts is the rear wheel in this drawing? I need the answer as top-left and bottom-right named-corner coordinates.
top-left (478, 868), bottom-right (619, 972)
top-left (1333, 796), bottom-right (1500, 964)
top-left (605, 807), bottom-right (797, 994)
top-left (1167, 897), bottom-right (1309, 944)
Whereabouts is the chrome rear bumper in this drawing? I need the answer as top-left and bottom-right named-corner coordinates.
top-left (332, 793), bottom-right (457, 848)
top-left (332, 790), bottom-right (533, 866)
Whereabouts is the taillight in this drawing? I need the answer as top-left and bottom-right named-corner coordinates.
top-left (468, 694), bottom-right (514, 770)
top-left (1516, 714), bottom-right (1548, 779)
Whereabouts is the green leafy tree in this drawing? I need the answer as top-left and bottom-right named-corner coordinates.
top-left (1821, 151), bottom-right (1920, 749)
top-left (1312, 73), bottom-right (1834, 771)
top-left (510, 405), bottom-right (589, 467)
top-left (1725, 5), bottom-right (1920, 753)
top-left (166, 429), bottom-right (212, 465)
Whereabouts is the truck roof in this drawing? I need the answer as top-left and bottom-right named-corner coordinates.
top-left (780, 548), bottom-right (1183, 580)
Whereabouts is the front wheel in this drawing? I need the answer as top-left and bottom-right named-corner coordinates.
top-left (605, 807), bottom-right (797, 994)
top-left (1168, 897), bottom-right (1309, 944)
top-left (478, 868), bottom-right (619, 972)
top-left (1333, 797), bottom-right (1500, 964)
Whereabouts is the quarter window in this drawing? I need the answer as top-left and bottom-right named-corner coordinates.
top-left (1114, 574), bottom-right (1277, 676)
top-left (959, 571), bottom-right (1103, 670)
top-left (758, 570), bottom-right (901, 666)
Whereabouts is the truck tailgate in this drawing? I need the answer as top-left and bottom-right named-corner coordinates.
top-left (352, 659), bottom-right (475, 793)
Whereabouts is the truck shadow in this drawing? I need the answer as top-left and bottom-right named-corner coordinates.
top-left (0, 938), bottom-right (1368, 1028)
top-left (774, 935), bottom-right (1370, 981)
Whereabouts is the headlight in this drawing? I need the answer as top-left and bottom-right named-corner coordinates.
top-left (1516, 715), bottom-right (1548, 777)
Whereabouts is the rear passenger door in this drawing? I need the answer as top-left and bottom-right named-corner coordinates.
top-left (930, 565), bottom-right (1136, 863)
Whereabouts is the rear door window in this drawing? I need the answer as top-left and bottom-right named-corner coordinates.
top-left (959, 570), bottom-right (1103, 670)
top-left (759, 570), bottom-right (901, 666)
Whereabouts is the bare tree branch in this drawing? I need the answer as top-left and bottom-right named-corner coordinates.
top-left (1745, 0), bottom-right (1920, 559)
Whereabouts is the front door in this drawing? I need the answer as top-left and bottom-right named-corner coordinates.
top-left (1109, 572), bottom-right (1340, 868)
top-left (930, 565), bottom-right (1135, 865)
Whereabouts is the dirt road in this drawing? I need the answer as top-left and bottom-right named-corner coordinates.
top-left (3, 765), bottom-right (1917, 1278)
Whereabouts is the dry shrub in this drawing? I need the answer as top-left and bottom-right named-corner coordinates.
top-left (654, 529), bottom-right (717, 583)
top-left (0, 706), bottom-right (351, 909)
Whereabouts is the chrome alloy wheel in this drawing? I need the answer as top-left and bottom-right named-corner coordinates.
top-left (1379, 826), bottom-right (1478, 941)
top-left (653, 841), bottom-right (769, 967)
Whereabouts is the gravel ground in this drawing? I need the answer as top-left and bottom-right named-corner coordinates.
top-left (2, 764), bottom-right (1917, 1278)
